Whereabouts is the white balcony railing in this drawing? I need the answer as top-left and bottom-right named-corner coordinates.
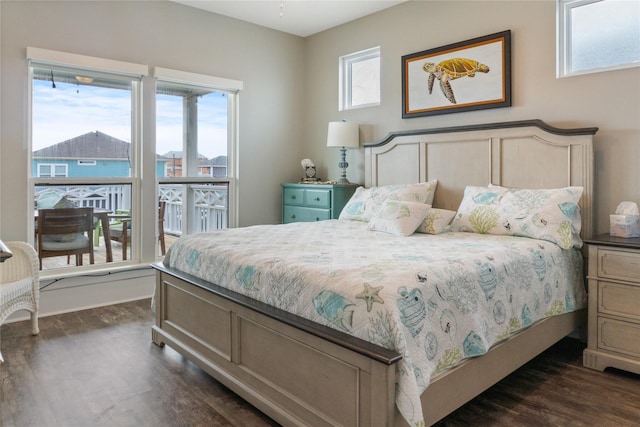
top-left (36, 183), bottom-right (228, 237)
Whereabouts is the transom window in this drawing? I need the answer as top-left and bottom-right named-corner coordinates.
top-left (339, 46), bottom-right (381, 110)
top-left (557, 0), bottom-right (640, 77)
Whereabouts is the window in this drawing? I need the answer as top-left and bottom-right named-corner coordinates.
top-left (154, 67), bottom-right (242, 237)
top-left (38, 164), bottom-right (68, 178)
top-left (557, 0), bottom-right (640, 77)
top-left (339, 46), bottom-right (380, 110)
top-left (28, 47), bottom-right (146, 271)
top-left (27, 50), bottom-right (242, 273)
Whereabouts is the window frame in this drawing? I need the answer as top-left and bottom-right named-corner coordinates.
top-left (339, 46), bottom-right (381, 111)
top-left (27, 47), bottom-right (148, 272)
top-left (557, 0), bottom-right (640, 77)
top-left (153, 67), bottom-right (242, 233)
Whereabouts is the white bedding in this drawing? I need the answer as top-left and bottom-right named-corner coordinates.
top-left (163, 220), bottom-right (587, 426)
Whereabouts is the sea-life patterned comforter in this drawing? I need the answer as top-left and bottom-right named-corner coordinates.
top-left (163, 220), bottom-right (587, 427)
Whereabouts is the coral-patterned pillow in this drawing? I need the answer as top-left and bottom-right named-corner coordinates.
top-left (450, 185), bottom-right (583, 249)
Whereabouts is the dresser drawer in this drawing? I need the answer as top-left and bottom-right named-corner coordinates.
top-left (283, 188), bottom-right (305, 206)
top-left (283, 206), bottom-right (331, 223)
top-left (597, 316), bottom-right (640, 359)
top-left (598, 281), bottom-right (640, 321)
top-left (597, 248), bottom-right (640, 283)
top-left (304, 189), bottom-right (331, 208)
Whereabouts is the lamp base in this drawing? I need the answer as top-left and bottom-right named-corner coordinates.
top-left (336, 146), bottom-right (351, 185)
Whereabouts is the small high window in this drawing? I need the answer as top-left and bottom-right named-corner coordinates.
top-left (557, 0), bottom-right (640, 77)
top-left (339, 46), bottom-right (380, 110)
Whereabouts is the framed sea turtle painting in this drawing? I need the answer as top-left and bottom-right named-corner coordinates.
top-left (402, 30), bottom-right (511, 118)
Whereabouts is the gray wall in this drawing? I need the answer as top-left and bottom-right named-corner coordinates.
top-left (304, 0), bottom-right (640, 236)
top-left (2, 0), bottom-right (639, 240)
top-left (0, 0), bottom-right (305, 241)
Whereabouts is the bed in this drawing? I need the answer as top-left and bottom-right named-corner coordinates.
top-left (152, 119), bottom-right (597, 426)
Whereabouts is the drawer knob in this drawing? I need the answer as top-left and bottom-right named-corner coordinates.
top-left (290, 214), bottom-right (296, 219)
top-left (290, 195), bottom-right (296, 200)
top-left (314, 197), bottom-right (320, 201)
top-left (314, 217), bottom-right (319, 221)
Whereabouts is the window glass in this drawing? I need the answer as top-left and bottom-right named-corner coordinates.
top-left (156, 82), bottom-right (229, 178)
top-left (156, 76), bottom-right (237, 238)
top-left (558, 0), bottom-right (640, 76)
top-left (30, 63), bottom-right (138, 271)
top-left (340, 47), bottom-right (381, 110)
top-left (32, 67), bottom-right (134, 178)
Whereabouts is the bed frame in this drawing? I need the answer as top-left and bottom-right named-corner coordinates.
top-left (152, 119), bottom-right (597, 426)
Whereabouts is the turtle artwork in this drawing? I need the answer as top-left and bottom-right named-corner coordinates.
top-left (423, 58), bottom-right (490, 104)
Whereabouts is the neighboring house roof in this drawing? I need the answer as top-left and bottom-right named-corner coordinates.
top-left (33, 130), bottom-right (168, 160)
top-left (201, 156), bottom-right (227, 166)
top-left (162, 150), bottom-right (208, 160)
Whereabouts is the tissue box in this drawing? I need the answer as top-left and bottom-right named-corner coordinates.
top-left (610, 214), bottom-right (640, 238)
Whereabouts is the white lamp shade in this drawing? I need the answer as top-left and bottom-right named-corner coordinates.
top-left (327, 121), bottom-right (359, 148)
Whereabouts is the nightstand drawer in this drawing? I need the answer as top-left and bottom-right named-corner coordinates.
top-left (599, 281), bottom-right (640, 321)
top-left (304, 189), bottom-right (331, 208)
top-left (283, 188), bottom-right (305, 206)
top-left (598, 317), bottom-right (640, 358)
top-left (283, 206), bottom-right (331, 223)
top-left (598, 249), bottom-right (640, 283)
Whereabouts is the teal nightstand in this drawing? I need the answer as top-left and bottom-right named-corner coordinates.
top-left (281, 183), bottom-right (359, 224)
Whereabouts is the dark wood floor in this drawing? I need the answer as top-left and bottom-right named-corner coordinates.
top-left (1, 300), bottom-right (639, 427)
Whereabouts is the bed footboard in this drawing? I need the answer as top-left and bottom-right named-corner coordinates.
top-left (152, 265), bottom-right (401, 427)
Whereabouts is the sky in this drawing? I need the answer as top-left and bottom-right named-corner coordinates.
top-left (32, 79), bottom-right (228, 159)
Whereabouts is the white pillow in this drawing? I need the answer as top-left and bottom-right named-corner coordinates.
top-left (416, 208), bottom-right (456, 234)
top-left (450, 185), bottom-right (583, 249)
top-left (367, 200), bottom-right (431, 236)
top-left (339, 180), bottom-right (438, 222)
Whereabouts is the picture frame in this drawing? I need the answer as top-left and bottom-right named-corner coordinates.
top-left (402, 30), bottom-right (511, 118)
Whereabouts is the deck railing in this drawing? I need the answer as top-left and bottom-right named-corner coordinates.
top-left (35, 184), bottom-right (228, 237)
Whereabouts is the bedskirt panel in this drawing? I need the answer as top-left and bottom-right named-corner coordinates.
top-left (153, 269), bottom-right (399, 427)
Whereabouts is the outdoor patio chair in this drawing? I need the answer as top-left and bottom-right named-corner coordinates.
top-left (109, 200), bottom-right (167, 261)
top-left (37, 207), bottom-right (94, 269)
top-left (108, 209), bottom-right (131, 261)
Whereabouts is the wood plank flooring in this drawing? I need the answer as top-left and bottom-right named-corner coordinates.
top-left (1, 300), bottom-right (639, 427)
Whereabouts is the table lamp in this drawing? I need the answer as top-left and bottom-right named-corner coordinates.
top-left (326, 121), bottom-right (359, 184)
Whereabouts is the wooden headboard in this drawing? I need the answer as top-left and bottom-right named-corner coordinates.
top-left (364, 120), bottom-right (598, 239)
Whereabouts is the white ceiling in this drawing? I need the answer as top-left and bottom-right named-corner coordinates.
top-left (172, 0), bottom-right (407, 37)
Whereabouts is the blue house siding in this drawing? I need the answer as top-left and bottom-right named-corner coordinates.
top-left (33, 159), bottom-right (168, 178)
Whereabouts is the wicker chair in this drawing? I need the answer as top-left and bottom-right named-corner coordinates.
top-left (0, 241), bottom-right (40, 362)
